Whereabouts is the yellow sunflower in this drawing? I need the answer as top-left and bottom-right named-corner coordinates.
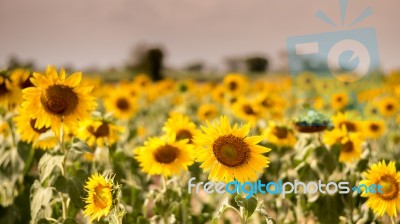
top-left (332, 93), bottom-right (348, 111)
top-left (360, 161), bottom-right (400, 217)
top-left (77, 119), bottom-right (124, 147)
top-left (83, 173), bottom-right (114, 221)
top-left (134, 135), bottom-right (194, 177)
top-left (104, 90), bottom-right (137, 120)
top-left (223, 73), bottom-right (248, 95)
top-left (0, 74), bottom-right (19, 109)
top-left (133, 74), bottom-right (152, 88)
top-left (21, 66), bottom-right (96, 136)
top-left (13, 110), bottom-right (58, 150)
top-left (162, 113), bottom-right (200, 143)
top-left (232, 99), bottom-right (263, 123)
top-left (332, 112), bottom-right (360, 132)
top-left (197, 104), bottom-right (219, 122)
top-left (324, 125), bottom-right (363, 162)
top-left (362, 120), bottom-right (386, 139)
top-left (212, 84), bottom-right (226, 104)
top-left (263, 122), bottom-right (296, 147)
top-left (193, 116), bottom-right (271, 182)
top-left (296, 72), bottom-right (316, 91)
top-left (10, 68), bottom-right (33, 89)
top-left (378, 97), bottom-right (399, 117)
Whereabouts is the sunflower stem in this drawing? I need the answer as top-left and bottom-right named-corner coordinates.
top-left (390, 217), bottom-right (395, 224)
top-left (162, 175), bottom-right (168, 192)
top-left (60, 120), bottom-right (70, 220)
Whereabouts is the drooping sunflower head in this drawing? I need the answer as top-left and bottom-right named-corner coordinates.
top-left (134, 135), bottom-right (194, 177)
top-left (378, 97), bottom-right (399, 117)
top-left (332, 93), bottom-right (348, 111)
top-left (83, 173), bottom-right (115, 221)
top-left (360, 161), bottom-right (400, 217)
top-left (21, 66), bottom-right (97, 135)
top-left (193, 116), bottom-right (271, 182)
top-left (104, 89), bottom-right (137, 120)
top-left (162, 113), bottom-right (200, 144)
top-left (77, 118), bottom-right (124, 147)
top-left (223, 73), bottom-right (248, 95)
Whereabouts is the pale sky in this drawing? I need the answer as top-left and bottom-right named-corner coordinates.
top-left (0, 0), bottom-right (399, 71)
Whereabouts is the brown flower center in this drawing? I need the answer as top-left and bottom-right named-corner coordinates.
top-left (0, 82), bottom-right (10, 96)
top-left (386, 104), bottom-right (394, 111)
top-left (154, 144), bottom-right (180, 164)
top-left (273, 127), bottom-right (289, 139)
top-left (116, 98), bottom-right (129, 111)
top-left (88, 122), bottom-right (110, 138)
top-left (176, 129), bottom-right (193, 143)
top-left (20, 76), bottom-right (33, 89)
top-left (30, 119), bottom-right (50, 134)
top-left (242, 104), bottom-right (256, 115)
top-left (377, 175), bottom-right (399, 201)
top-left (40, 85), bottom-right (78, 116)
top-left (341, 141), bottom-right (354, 152)
top-left (369, 123), bottom-right (380, 132)
top-left (338, 121), bottom-right (357, 132)
top-left (212, 134), bottom-right (250, 167)
top-left (228, 81), bottom-right (238, 91)
top-left (262, 99), bottom-right (273, 108)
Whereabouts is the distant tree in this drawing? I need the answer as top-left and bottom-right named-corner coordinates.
top-left (145, 48), bottom-right (164, 81)
top-left (184, 62), bottom-right (204, 72)
top-left (245, 56), bottom-right (268, 73)
top-left (126, 44), bottom-right (165, 81)
top-left (7, 55), bottom-right (35, 70)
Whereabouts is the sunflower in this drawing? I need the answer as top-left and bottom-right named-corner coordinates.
top-left (21, 66), bottom-right (96, 136)
top-left (223, 74), bottom-right (248, 95)
top-left (83, 173), bottom-right (114, 221)
top-left (324, 125), bottom-right (363, 162)
top-left (0, 73), bottom-right (19, 109)
top-left (10, 69), bottom-right (33, 89)
top-left (162, 114), bottom-right (199, 144)
top-left (232, 99), bottom-right (263, 123)
top-left (193, 116), bottom-right (271, 182)
top-left (13, 109), bottom-right (58, 150)
top-left (212, 85), bottom-right (226, 104)
top-left (104, 89), bottom-right (136, 119)
top-left (364, 101), bottom-right (380, 118)
top-left (134, 135), bottom-right (194, 177)
top-left (197, 104), bottom-right (219, 122)
top-left (378, 97), bottom-right (399, 117)
top-left (332, 93), bottom-right (348, 111)
top-left (362, 120), bottom-right (386, 139)
top-left (359, 161), bottom-right (400, 217)
top-left (332, 112), bottom-right (360, 132)
top-left (296, 72), bottom-right (316, 91)
top-left (77, 118), bottom-right (124, 147)
top-left (263, 122), bottom-right (296, 147)
top-left (133, 74), bottom-right (152, 88)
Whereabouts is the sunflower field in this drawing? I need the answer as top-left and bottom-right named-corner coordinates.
top-left (1, 66), bottom-right (400, 224)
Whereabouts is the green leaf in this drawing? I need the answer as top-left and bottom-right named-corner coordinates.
top-left (67, 170), bottom-right (88, 209)
top-left (234, 195), bottom-right (258, 218)
top-left (71, 141), bottom-right (93, 153)
top-left (38, 153), bottom-right (64, 183)
top-left (30, 181), bottom-right (53, 222)
top-left (53, 175), bottom-right (68, 193)
top-left (63, 218), bottom-right (78, 224)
